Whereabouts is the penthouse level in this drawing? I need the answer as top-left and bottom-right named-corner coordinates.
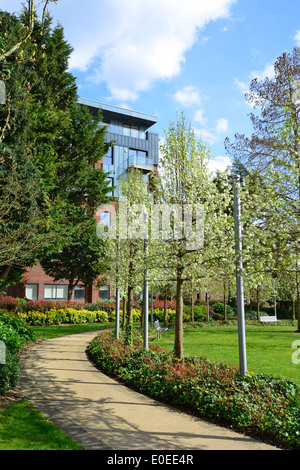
top-left (79, 98), bottom-right (159, 198)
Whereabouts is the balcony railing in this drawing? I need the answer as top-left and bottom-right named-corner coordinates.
top-left (128, 155), bottom-right (153, 170)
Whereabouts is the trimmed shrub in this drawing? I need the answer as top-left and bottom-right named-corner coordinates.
top-left (212, 302), bottom-right (234, 317)
top-left (0, 349), bottom-right (20, 395)
top-left (14, 308), bottom-right (109, 326)
top-left (0, 314), bottom-right (35, 395)
top-left (0, 296), bottom-right (22, 312)
top-left (183, 305), bottom-right (207, 322)
top-left (88, 331), bottom-right (300, 450)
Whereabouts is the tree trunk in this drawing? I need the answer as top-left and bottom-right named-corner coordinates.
top-left (298, 287), bottom-right (300, 333)
top-left (257, 286), bottom-right (260, 321)
top-left (292, 299), bottom-right (295, 321)
top-left (174, 268), bottom-right (184, 359)
top-left (191, 294), bottom-right (194, 323)
top-left (164, 295), bottom-right (167, 326)
top-left (122, 297), bottom-right (126, 328)
top-left (68, 281), bottom-right (74, 301)
top-left (223, 281), bottom-right (227, 321)
top-left (0, 264), bottom-right (12, 280)
top-left (126, 285), bottom-right (133, 325)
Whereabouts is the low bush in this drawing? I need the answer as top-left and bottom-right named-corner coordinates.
top-left (0, 349), bottom-right (20, 395)
top-left (0, 315), bottom-right (36, 395)
top-left (88, 330), bottom-right (300, 450)
top-left (183, 305), bottom-right (209, 322)
top-left (24, 300), bottom-right (84, 313)
top-left (152, 299), bottom-right (176, 310)
top-left (0, 296), bottom-right (23, 313)
top-left (14, 308), bottom-right (109, 326)
top-left (211, 302), bottom-right (234, 318)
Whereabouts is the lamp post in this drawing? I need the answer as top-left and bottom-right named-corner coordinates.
top-left (143, 238), bottom-right (149, 349)
top-left (233, 175), bottom-right (247, 377)
top-left (0, 81), bottom-right (6, 105)
top-left (206, 279), bottom-right (210, 321)
top-left (115, 243), bottom-right (120, 339)
top-left (150, 292), bottom-right (154, 327)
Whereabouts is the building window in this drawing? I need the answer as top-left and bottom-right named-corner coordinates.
top-left (123, 123), bottom-right (131, 137)
top-left (25, 284), bottom-right (38, 300)
top-left (131, 125), bottom-right (139, 139)
top-left (103, 147), bottom-right (113, 165)
top-left (123, 124), bottom-right (143, 139)
top-left (98, 285), bottom-right (110, 301)
top-left (100, 211), bottom-right (111, 227)
top-left (130, 149), bottom-right (147, 158)
top-left (44, 284), bottom-right (68, 300)
top-left (74, 285), bottom-right (85, 301)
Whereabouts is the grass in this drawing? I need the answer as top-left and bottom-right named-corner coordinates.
top-left (151, 324), bottom-right (300, 386)
top-left (0, 322), bottom-right (112, 450)
top-left (0, 398), bottom-right (84, 450)
top-left (32, 322), bottom-right (112, 339)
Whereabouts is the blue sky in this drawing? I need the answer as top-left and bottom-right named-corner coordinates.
top-left (1, 0), bottom-right (300, 172)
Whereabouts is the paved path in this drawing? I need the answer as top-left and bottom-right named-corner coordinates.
top-left (19, 331), bottom-right (278, 451)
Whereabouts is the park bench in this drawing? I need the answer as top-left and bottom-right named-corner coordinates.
top-left (260, 315), bottom-right (280, 324)
top-left (154, 320), bottom-right (168, 340)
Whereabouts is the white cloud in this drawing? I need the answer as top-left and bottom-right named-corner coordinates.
top-left (61, 0), bottom-right (236, 101)
top-left (194, 109), bottom-right (207, 126)
top-left (250, 63), bottom-right (275, 81)
top-left (234, 78), bottom-right (249, 95)
top-left (194, 117), bottom-right (229, 145)
top-left (216, 118), bottom-right (229, 133)
top-left (0, 0), bottom-right (236, 101)
top-left (208, 156), bottom-right (232, 173)
top-left (174, 86), bottom-right (201, 107)
top-left (234, 63), bottom-right (275, 108)
top-left (294, 30), bottom-right (300, 44)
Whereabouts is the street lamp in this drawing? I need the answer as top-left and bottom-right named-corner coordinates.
top-left (115, 242), bottom-right (120, 339)
top-left (0, 81), bottom-right (6, 105)
top-left (143, 238), bottom-right (149, 349)
top-left (233, 175), bottom-right (247, 376)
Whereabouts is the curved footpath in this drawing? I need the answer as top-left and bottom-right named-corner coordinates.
top-left (19, 330), bottom-right (279, 451)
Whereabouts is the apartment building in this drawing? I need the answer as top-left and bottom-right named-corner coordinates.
top-left (9, 100), bottom-right (159, 303)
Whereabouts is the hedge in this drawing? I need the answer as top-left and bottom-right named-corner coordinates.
top-left (15, 308), bottom-right (110, 326)
top-left (87, 330), bottom-right (300, 450)
top-left (0, 315), bottom-right (36, 395)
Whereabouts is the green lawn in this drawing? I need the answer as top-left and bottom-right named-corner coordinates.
top-left (151, 324), bottom-right (300, 386)
top-left (32, 322), bottom-right (112, 339)
top-left (0, 399), bottom-right (84, 450)
top-left (0, 322), bottom-right (112, 450)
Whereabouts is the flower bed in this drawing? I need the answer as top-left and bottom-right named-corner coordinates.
top-left (87, 330), bottom-right (300, 450)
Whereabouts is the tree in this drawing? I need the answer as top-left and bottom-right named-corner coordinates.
top-left (0, 1), bottom-right (57, 63)
top-left (0, 8), bottom-right (112, 292)
top-left (225, 48), bottom-right (300, 330)
top-left (0, 10), bottom-right (55, 281)
top-left (40, 217), bottom-right (108, 300)
top-left (156, 113), bottom-right (232, 358)
top-left (105, 168), bottom-right (151, 340)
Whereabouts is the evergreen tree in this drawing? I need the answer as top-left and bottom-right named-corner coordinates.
top-left (0, 9), bottom-right (112, 296)
top-left (0, 11), bottom-right (50, 283)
